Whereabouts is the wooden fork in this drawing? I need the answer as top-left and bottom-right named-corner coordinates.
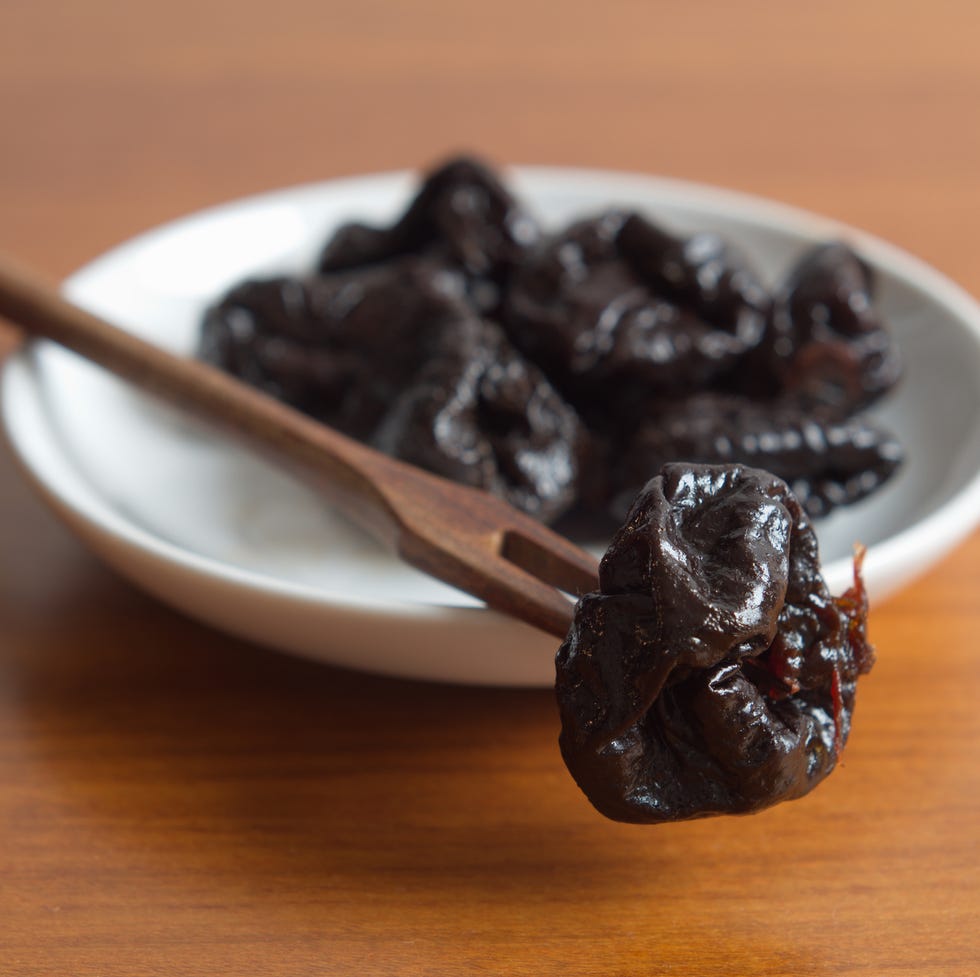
top-left (0, 255), bottom-right (599, 639)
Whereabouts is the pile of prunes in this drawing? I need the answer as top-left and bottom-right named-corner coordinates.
top-left (200, 156), bottom-right (902, 532)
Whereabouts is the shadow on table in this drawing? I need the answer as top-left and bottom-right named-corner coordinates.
top-left (4, 525), bottom-right (844, 976)
top-left (6, 558), bottom-right (621, 871)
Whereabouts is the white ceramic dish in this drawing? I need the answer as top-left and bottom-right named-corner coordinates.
top-left (4, 167), bottom-right (980, 686)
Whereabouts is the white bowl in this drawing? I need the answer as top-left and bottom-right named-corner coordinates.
top-left (4, 167), bottom-right (980, 686)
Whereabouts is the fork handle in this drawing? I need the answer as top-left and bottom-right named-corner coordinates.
top-left (0, 253), bottom-right (405, 547)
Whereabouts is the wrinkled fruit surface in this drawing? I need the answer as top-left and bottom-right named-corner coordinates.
top-left (200, 154), bottom-right (903, 526)
top-left (200, 257), bottom-right (586, 524)
top-left (555, 463), bottom-right (874, 823)
top-left (614, 393), bottom-right (903, 521)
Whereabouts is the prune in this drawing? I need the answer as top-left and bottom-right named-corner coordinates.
top-left (749, 242), bottom-right (902, 414)
top-left (373, 315), bottom-right (589, 523)
top-left (503, 212), bottom-right (770, 423)
top-left (200, 256), bottom-right (587, 524)
top-left (556, 463), bottom-right (874, 824)
top-left (319, 156), bottom-right (539, 316)
top-left (614, 393), bottom-right (903, 520)
top-left (616, 213), bottom-right (770, 359)
top-left (200, 259), bottom-right (461, 440)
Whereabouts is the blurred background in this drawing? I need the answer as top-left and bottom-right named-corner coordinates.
top-left (2, 3), bottom-right (979, 974)
top-left (2, 0), bottom-right (978, 290)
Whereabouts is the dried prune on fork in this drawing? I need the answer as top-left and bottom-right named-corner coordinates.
top-left (555, 463), bottom-right (873, 824)
top-left (613, 394), bottom-right (903, 520)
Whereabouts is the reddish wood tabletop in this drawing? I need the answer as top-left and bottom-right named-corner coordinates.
top-left (1, 2), bottom-right (978, 974)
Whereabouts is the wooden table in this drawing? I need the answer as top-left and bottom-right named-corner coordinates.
top-left (1, 2), bottom-right (978, 974)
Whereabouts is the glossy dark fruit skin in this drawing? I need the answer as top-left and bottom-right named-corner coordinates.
top-left (614, 393), bottom-right (904, 520)
top-left (200, 259), bottom-right (453, 441)
top-left (555, 463), bottom-right (874, 824)
top-left (616, 213), bottom-right (770, 365)
top-left (502, 212), bottom-right (770, 425)
top-left (373, 314), bottom-right (589, 522)
top-left (747, 242), bottom-right (903, 414)
top-left (201, 258), bottom-right (587, 524)
top-left (318, 156), bottom-right (539, 317)
top-left (200, 155), bottom-right (903, 528)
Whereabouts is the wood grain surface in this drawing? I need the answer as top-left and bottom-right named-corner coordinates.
top-left (1, 2), bottom-right (978, 974)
